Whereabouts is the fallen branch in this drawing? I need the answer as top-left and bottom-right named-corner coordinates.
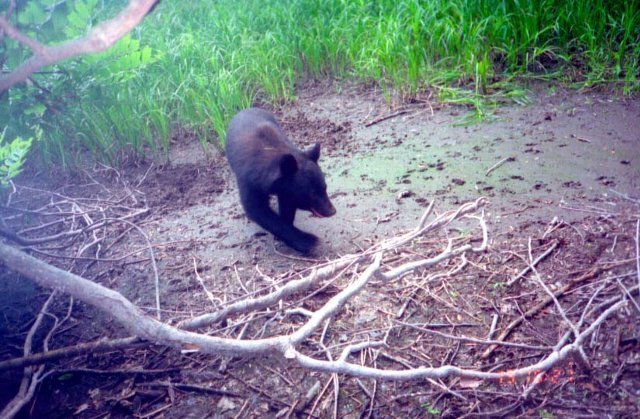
top-left (180, 198), bottom-right (486, 330)
top-left (0, 199), bottom-right (629, 387)
top-left (481, 258), bottom-right (633, 359)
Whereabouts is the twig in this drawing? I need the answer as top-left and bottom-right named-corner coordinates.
top-left (570, 134), bottom-right (591, 143)
top-left (507, 240), bottom-right (558, 286)
top-left (636, 219), bottom-right (640, 298)
top-left (102, 217), bottom-right (162, 320)
top-left (364, 109), bottom-right (409, 127)
top-left (138, 403), bottom-right (172, 419)
top-left (396, 320), bottom-right (549, 351)
top-left (481, 265), bottom-right (610, 359)
top-left (308, 377), bottom-right (333, 419)
top-left (487, 314), bottom-right (499, 340)
top-left (0, 337), bottom-right (142, 371)
top-left (290, 381), bottom-right (321, 417)
top-left (485, 157), bottom-right (515, 176)
top-left (609, 188), bottom-right (640, 204)
top-left (526, 238), bottom-right (587, 365)
top-left (139, 381), bottom-right (242, 398)
top-left (616, 279), bottom-right (640, 314)
top-left (193, 257), bottom-right (217, 305)
top-left (0, 293), bottom-right (56, 418)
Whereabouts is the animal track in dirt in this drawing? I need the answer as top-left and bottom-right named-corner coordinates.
top-left (138, 163), bottom-right (226, 213)
top-left (280, 110), bottom-right (353, 157)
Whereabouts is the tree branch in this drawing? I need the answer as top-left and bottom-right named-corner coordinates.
top-left (0, 0), bottom-right (159, 92)
top-left (0, 199), bottom-right (628, 389)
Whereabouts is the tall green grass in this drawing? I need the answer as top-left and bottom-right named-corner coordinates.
top-left (9, 0), bottom-right (639, 165)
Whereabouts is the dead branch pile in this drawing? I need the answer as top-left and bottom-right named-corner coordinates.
top-left (0, 174), bottom-right (639, 417)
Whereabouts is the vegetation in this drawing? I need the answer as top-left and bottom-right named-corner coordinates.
top-left (0, 126), bottom-right (36, 185)
top-left (1, 0), bottom-right (639, 166)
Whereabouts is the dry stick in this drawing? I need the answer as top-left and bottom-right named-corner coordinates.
top-left (59, 367), bottom-right (180, 375)
top-left (636, 219), bottom-right (640, 298)
top-left (0, 293), bottom-right (56, 418)
top-left (485, 157), bottom-right (515, 176)
top-left (1, 237), bottom-right (623, 382)
top-left (103, 217), bottom-right (161, 320)
top-left (526, 239), bottom-right (588, 366)
top-left (367, 378), bottom-right (377, 419)
top-left (396, 253), bottom-right (468, 318)
top-left (138, 404), bottom-right (172, 419)
top-left (523, 280), bottom-right (636, 400)
top-left (527, 239), bottom-right (579, 339)
top-left (193, 257), bottom-right (217, 305)
top-left (0, 208), bottom-right (149, 246)
top-left (364, 109), bottom-right (409, 127)
top-left (609, 188), bottom-right (640, 204)
top-left (395, 321), bottom-right (549, 351)
top-left (16, 218), bottom-right (64, 235)
top-left (481, 265), bottom-right (606, 360)
top-left (521, 280), bottom-right (617, 398)
top-left (487, 314), bottom-right (499, 340)
top-left (616, 278), bottom-right (640, 314)
top-left (382, 212), bottom-right (488, 281)
top-left (139, 381), bottom-right (242, 398)
top-left (570, 134), bottom-right (591, 143)
top-left (290, 381), bottom-right (321, 417)
top-left (507, 240), bottom-right (559, 286)
top-left (234, 400), bottom-right (250, 419)
top-left (0, 337), bottom-right (142, 371)
top-left (308, 377), bottom-right (334, 419)
top-left (179, 256), bottom-right (359, 330)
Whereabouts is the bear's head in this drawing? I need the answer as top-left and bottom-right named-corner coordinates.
top-left (276, 143), bottom-right (336, 217)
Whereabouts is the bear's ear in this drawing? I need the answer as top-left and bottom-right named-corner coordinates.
top-left (305, 143), bottom-right (321, 163)
top-left (280, 154), bottom-right (298, 177)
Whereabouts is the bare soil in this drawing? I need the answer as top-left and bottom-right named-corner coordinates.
top-left (1, 80), bottom-right (639, 418)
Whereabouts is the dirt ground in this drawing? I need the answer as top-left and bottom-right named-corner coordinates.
top-left (1, 80), bottom-right (639, 418)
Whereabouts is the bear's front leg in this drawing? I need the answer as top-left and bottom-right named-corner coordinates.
top-left (277, 195), bottom-right (296, 225)
top-left (241, 190), bottom-right (317, 252)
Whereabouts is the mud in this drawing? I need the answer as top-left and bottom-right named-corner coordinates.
top-left (1, 80), bottom-right (639, 417)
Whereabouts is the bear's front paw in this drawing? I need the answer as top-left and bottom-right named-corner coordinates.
top-left (288, 231), bottom-right (318, 253)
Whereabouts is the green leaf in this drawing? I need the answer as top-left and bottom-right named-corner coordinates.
top-left (18, 2), bottom-right (48, 25)
top-left (24, 103), bottom-right (47, 117)
top-left (75, 0), bottom-right (90, 21)
top-left (0, 127), bottom-right (35, 186)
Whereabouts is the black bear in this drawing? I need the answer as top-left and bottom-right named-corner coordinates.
top-left (225, 108), bottom-right (336, 252)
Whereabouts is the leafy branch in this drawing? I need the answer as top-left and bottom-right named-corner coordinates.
top-left (0, 0), bottom-right (159, 93)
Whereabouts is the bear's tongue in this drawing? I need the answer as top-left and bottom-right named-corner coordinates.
top-left (311, 208), bottom-right (324, 218)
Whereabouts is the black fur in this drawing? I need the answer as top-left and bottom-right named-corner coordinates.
top-left (225, 108), bottom-right (336, 252)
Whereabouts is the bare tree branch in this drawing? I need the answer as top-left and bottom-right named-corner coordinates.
top-left (0, 198), bottom-right (628, 386)
top-left (0, 0), bottom-right (159, 93)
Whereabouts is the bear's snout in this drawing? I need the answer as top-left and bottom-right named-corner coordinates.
top-left (311, 202), bottom-right (336, 218)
